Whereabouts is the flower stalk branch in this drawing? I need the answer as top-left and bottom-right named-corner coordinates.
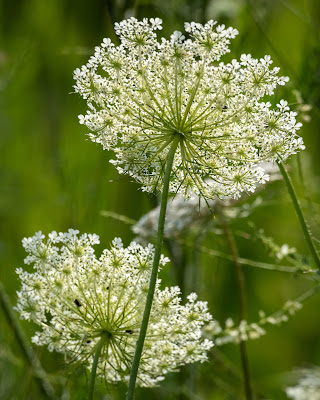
top-left (88, 332), bottom-right (110, 400)
top-left (127, 134), bottom-right (180, 400)
top-left (278, 161), bottom-right (320, 270)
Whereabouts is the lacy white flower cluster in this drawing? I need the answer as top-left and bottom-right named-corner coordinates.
top-left (204, 300), bottom-right (302, 345)
top-left (15, 230), bottom-right (213, 387)
top-left (74, 18), bottom-right (304, 199)
top-left (286, 367), bottom-right (320, 400)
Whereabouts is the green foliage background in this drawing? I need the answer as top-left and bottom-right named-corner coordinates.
top-left (1, 0), bottom-right (320, 399)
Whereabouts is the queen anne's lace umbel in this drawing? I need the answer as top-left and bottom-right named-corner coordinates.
top-left (15, 230), bottom-right (213, 387)
top-left (74, 18), bottom-right (304, 199)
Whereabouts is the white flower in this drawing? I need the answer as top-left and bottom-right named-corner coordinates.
top-left (286, 367), bottom-right (320, 400)
top-left (150, 18), bottom-right (162, 30)
top-left (276, 244), bottom-right (296, 260)
top-left (74, 18), bottom-right (304, 199)
top-left (15, 230), bottom-right (213, 387)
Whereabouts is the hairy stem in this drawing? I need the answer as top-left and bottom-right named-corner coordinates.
top-left (88, 332), bottom-right (110, 400)
top-left (219, 215), bottom-right (253, 400)
top-left (278, 161), bottom-right (320, 270)
top-left (0, 282), bottom-right (58, 400)
top-left (127, 134), bottom-right (180, 400)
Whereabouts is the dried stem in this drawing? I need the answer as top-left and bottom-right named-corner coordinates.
top-left (0, 281), bottom-right (58, 400)
top-left (219, 214), bottom-right (254, 400)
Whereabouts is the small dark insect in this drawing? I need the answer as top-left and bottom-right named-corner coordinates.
top-left (86, 340), bottom-right (91, 343)
top-left (107, 287), bottom-right (109, 290)
top-left (74, 299), bottom-right (82, 307)
top-left (125, 330), bottom-right (133, 334)
top-left (222, 105), bottom-right (228, 110)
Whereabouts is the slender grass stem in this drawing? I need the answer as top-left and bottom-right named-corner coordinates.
top-left (182, 240), bottom-right (297, 273)
top-left (126, 134), bottom-right (180, 400)
top-left (0, 282), bottom-right (58, 400)
top-left (278, 161), bottom-right (320, 270)
top-left (88, 332), bottom-right (110, 400)
top-left (219, 215), bottom-right (253, 400)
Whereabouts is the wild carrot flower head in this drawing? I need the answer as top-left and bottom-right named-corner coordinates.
top-left (15, 230), bottom-right (213, 386)
top-left (74, 18), bottom-right (304, 199)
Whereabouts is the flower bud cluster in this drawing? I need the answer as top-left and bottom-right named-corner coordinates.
top-left (204, 300), bottom-right (302, 346)
top-left (15, 230), bottom-right (213, 387)
top-left (74, 18), bottom-right (304, 199)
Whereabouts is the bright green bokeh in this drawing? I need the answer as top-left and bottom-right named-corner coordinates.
top-left (1, 0), bottom-right (320, 398)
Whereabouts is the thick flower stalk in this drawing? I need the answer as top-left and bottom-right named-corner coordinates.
top-left (15, 230), bottom-right (213, 388)
top-left (74, 18), bottom-right (304, 199)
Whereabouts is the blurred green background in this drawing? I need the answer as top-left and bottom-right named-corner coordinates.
top-left (1, 0), bottom-right (320, 399)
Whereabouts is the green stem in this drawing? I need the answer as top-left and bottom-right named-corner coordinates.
top-left (88, 332), bottom-right (109, 400)
top-left (0, 282), bottom-right (58, 400)
top-left (126, 134), bottom-right (180, 400)
top-left (278, 161), bottom-right (320, 270)
top-left (219, 215), bottom-right (253, 400)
